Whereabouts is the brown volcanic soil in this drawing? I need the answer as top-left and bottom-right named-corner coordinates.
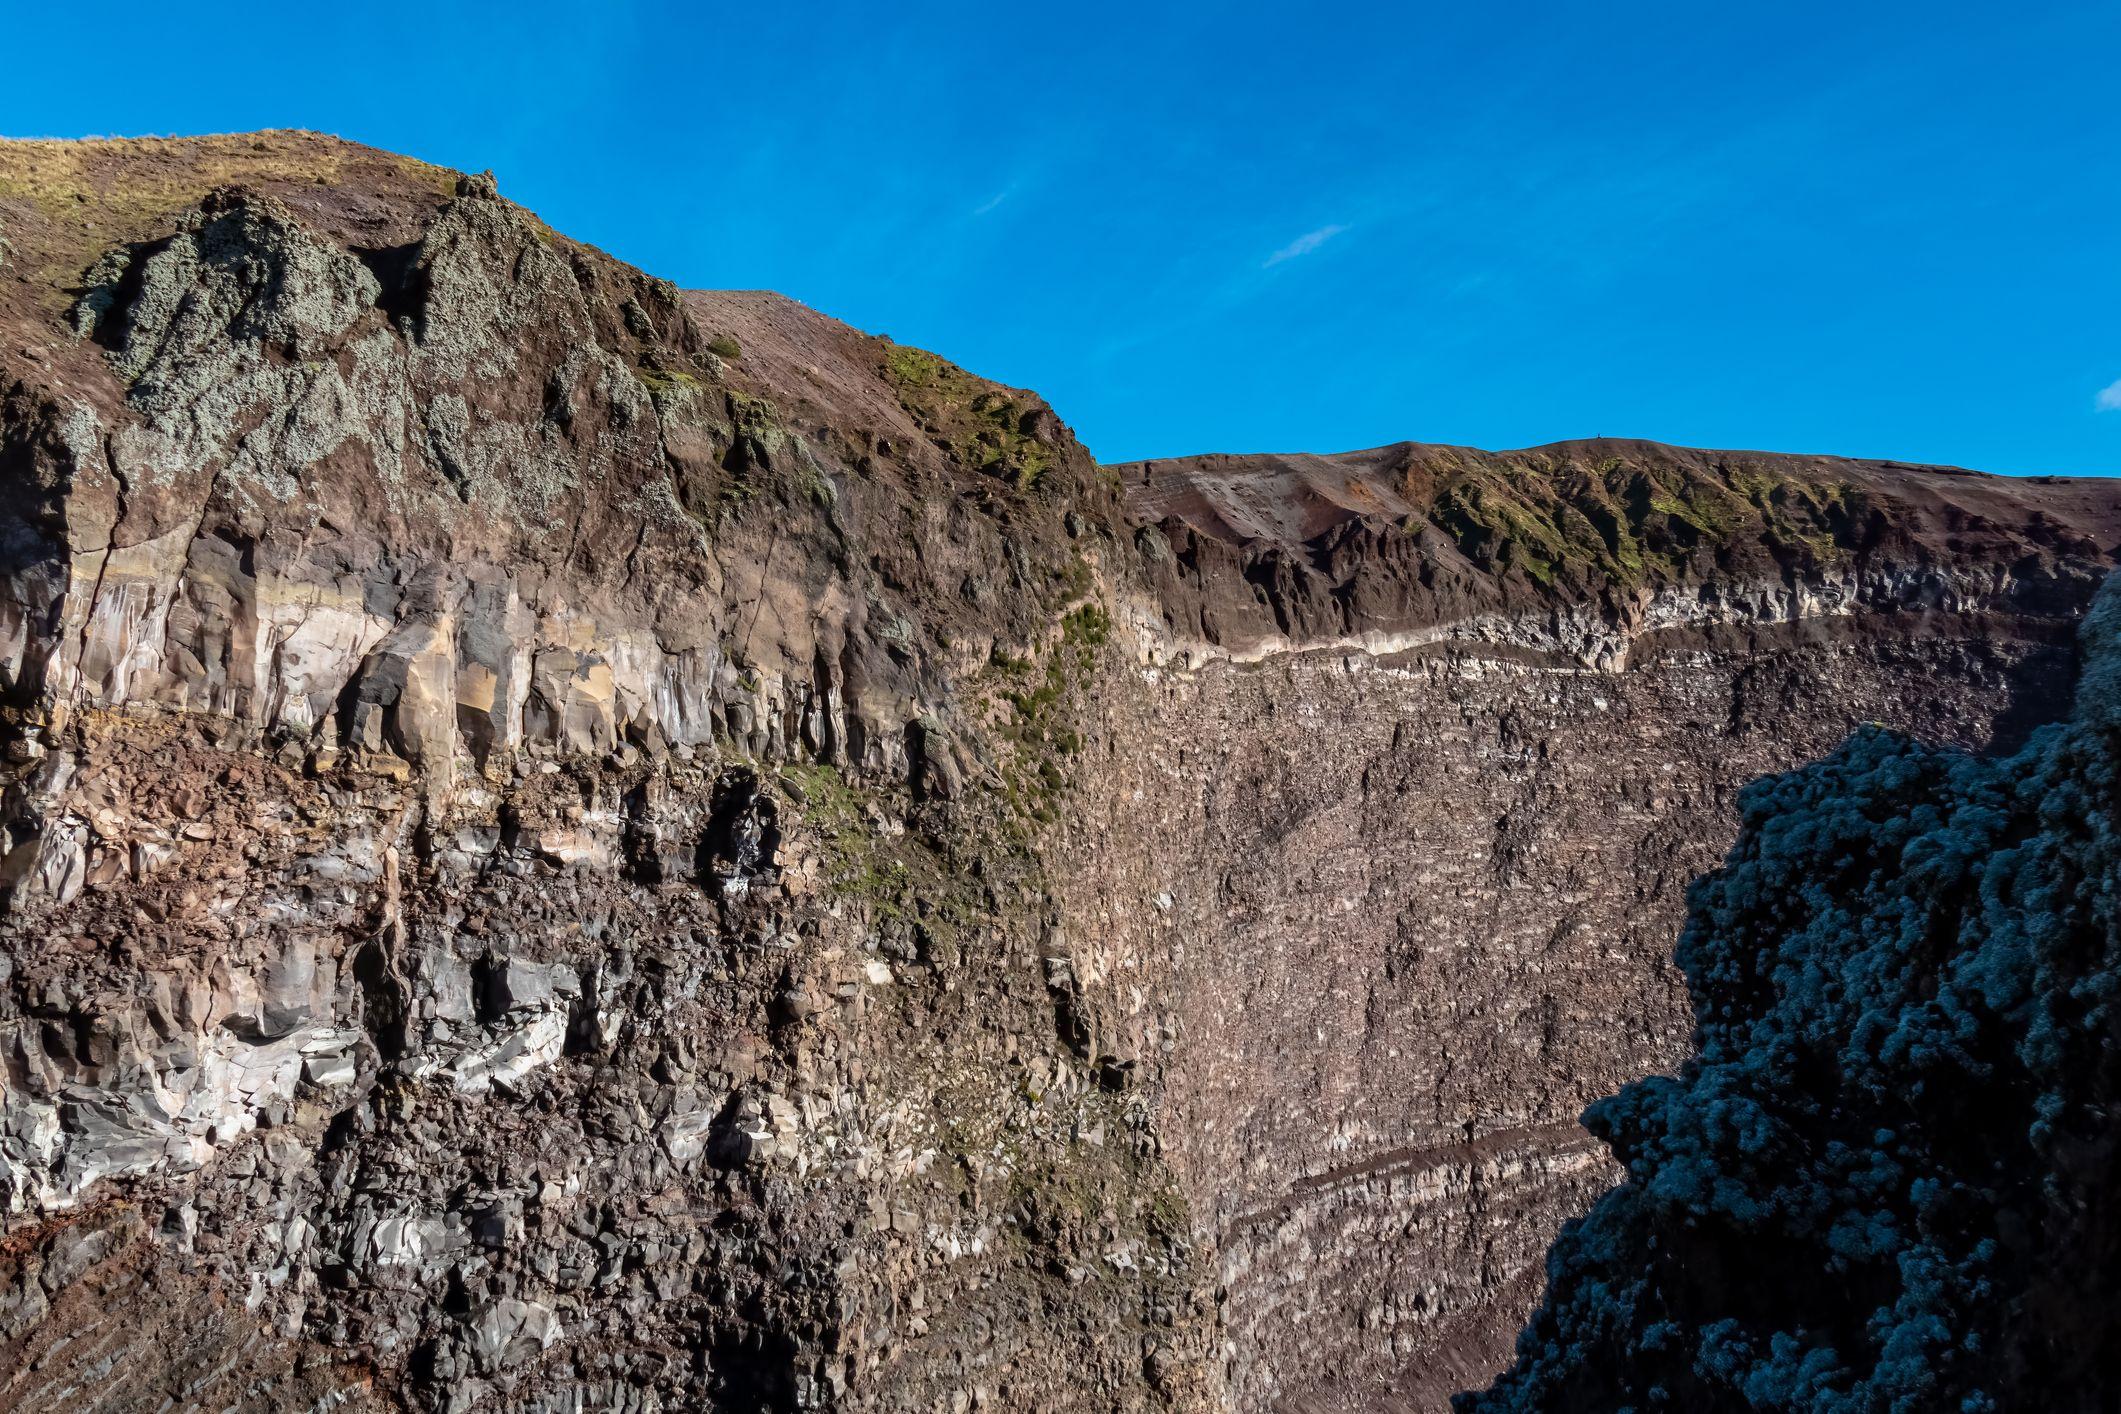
top-left (0, 132), bottom-right (459, 324)
top-left (683, 291), bottom-right (925, 449)
top-left (1118, 438), bottom-right (2121, 577)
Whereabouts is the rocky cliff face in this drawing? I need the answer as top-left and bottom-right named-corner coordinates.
top-left (1083, 443), bottom-right (2121, 1411)
top-left (1459, 582), bottom-right (2121, 1414)
top-left (0, 133), bottom-right (2114, 1413)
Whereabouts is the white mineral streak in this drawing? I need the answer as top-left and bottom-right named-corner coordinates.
top-left (1130, 563), bottom-right (2030, 675)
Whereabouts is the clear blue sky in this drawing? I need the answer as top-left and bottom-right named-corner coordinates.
top-left (6, 1), bottom-right (2119, 473)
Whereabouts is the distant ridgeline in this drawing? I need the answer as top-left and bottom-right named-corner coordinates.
top-left (1463, 582), bottom-right (2121, 1412)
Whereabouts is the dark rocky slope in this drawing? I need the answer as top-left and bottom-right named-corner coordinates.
top-left (0, 133), bottom-right (2115, 1412)
top-left (1116, 440), bottom-right (2121, 667)
top-left (1461, 580), bottom-right (2121, 1414)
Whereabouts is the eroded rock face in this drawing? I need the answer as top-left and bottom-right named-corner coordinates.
top-left (1062, 631), bottom-right (2076, 1411)
top-left (1076, 442), bottom-right (2121, 1409)
top-left (0, 133), bottom-right (2116, 1413)
top-left (1460, 585), bottom-right (2121, 1414)
top-left (1, 134), bottom-right (1202, 1414)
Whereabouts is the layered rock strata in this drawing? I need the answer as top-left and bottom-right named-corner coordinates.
top-left (1091, 443), bottom-right (2121, 1407)
top-left (1461, 581), bottom-right (2121, 1413)
top-left (0, 133), bottom-right (2115, 1412)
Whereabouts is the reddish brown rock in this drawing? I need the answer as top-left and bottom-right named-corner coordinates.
top-left (0, 132), bottom-right (2115, 1413)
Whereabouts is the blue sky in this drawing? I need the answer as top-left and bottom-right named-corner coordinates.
top-left (5, 1), bottom-right (2119, 472)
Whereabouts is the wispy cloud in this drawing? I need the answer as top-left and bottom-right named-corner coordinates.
top-left (973, 189), bottom-right (1011, 217)
top-left (1264, 223), bottom-right (1348, 267)
top-left (2097, 377), bottom-right (2121, 412)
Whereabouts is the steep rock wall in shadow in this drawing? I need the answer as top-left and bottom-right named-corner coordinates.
top-left (1462, 586), bottom-right (2121, 1412)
